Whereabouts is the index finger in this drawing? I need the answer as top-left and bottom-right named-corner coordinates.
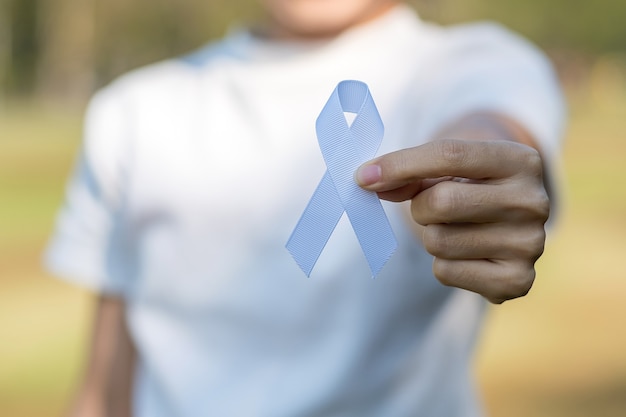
top-left (355, 139), bottom-right (541, 192)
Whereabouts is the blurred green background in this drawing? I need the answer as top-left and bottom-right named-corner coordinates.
top-left (1, 0), bottom-right (625, 416)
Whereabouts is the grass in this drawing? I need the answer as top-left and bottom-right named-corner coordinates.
top-left (0, 102), bottom-right (92, 417)
top-left (1, 92), bottom-right (625, 416)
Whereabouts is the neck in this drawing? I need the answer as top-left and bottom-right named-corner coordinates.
top-left (257, 1), bottom-right (399, 41)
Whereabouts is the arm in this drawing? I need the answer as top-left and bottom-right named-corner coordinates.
top-left (67, 295), bottom-right (136, 417)
top-left (432, 112), bottom-right (554, 199)
top-left (356, 112), bottom-right (550, 304)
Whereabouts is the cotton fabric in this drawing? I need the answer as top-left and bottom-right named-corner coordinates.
top-left (46, 5), bottom-right (564, 416)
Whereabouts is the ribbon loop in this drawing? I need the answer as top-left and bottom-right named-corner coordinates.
top-left (286, 80), bottom-right (397, 277)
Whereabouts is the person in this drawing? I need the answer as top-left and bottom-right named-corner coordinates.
top-left (46, 0), bottom-right (565, 416)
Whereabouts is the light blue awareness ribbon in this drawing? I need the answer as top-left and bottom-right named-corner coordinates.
top-left (286, 80), bottom-right (397, 277)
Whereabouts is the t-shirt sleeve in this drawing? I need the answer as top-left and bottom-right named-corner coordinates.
top-left (414, 22), bottom-right (566, 165)
top-left (44, 84), bottom-right (134, 295)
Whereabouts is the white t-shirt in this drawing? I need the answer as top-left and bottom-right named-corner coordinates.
top-left (46, 5), bottom-right (564, 417)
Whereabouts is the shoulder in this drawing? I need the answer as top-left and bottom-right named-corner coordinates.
top-left (95, 36), bottom-right (241, 107)
top-left (95, 59), bottom-right (198, 108)
top-left (446, 21), bottom-right (527, 44)
top-left (439, 21), bottom-right (550, 66)
top-left (417, 20), bottom-right (560, 95)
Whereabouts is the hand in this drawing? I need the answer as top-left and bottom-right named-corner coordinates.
top-left (355, 139), bottom-right (550, 303)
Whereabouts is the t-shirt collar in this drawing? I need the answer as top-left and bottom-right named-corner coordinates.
top-left (225, 4), bottom-right (423, 62)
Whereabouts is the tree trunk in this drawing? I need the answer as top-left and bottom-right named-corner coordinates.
top-left (0, 0), bottom-right (11, 101)
top-left (37, 0), bottom-right (96, 104)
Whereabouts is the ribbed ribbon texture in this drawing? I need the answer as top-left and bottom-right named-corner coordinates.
top-left (286, 80), bottom-right (397, 277)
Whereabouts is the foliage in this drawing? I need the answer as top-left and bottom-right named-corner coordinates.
top-left (1, 0), bottom-right (625, 98)
top-left (430, 0), bottom-right (626, 53)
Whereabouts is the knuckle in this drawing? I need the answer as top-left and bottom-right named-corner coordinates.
top-left (533, 189), bottom-right (551, 221)
top-left (422, 225), bottom-right (449, 257)
top-left (512, 185), bottom-right (550, 222)
top-left (529, 227), bottom-right (547, 260)
top-left (523, 147), bottom-right (544, 174)
top-left (390, 152), bottom-right (411, 180)
top-left (521, 148), bottom-right (549, 200)
top-left (428, 182), bottom-right (458, 221)
top-left (432, 258), bottom-right (456, 287)
top-left (516, 226), bottom-right (546, 260)
top-left (498, 265), bottom-right (536, 301)
top-left (437, 139), bottom-right (467, 166)
top-left (390, 147), bottom-right (422, 182)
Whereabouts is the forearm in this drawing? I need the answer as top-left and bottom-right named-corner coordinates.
top-left (432, 111), bottom-right (553, 199)
top-left (67, 295), bottom-right (136, 417)
top-left (433, 112), bottom-right (537, 148)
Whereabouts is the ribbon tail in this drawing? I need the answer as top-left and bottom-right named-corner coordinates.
top-left (343, 189), bottom-right (397, 277)
top-left (286, 171), bottom-right (344, 276)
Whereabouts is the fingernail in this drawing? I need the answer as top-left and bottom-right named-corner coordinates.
top-left (355, 164), bottom-right (381, 186)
